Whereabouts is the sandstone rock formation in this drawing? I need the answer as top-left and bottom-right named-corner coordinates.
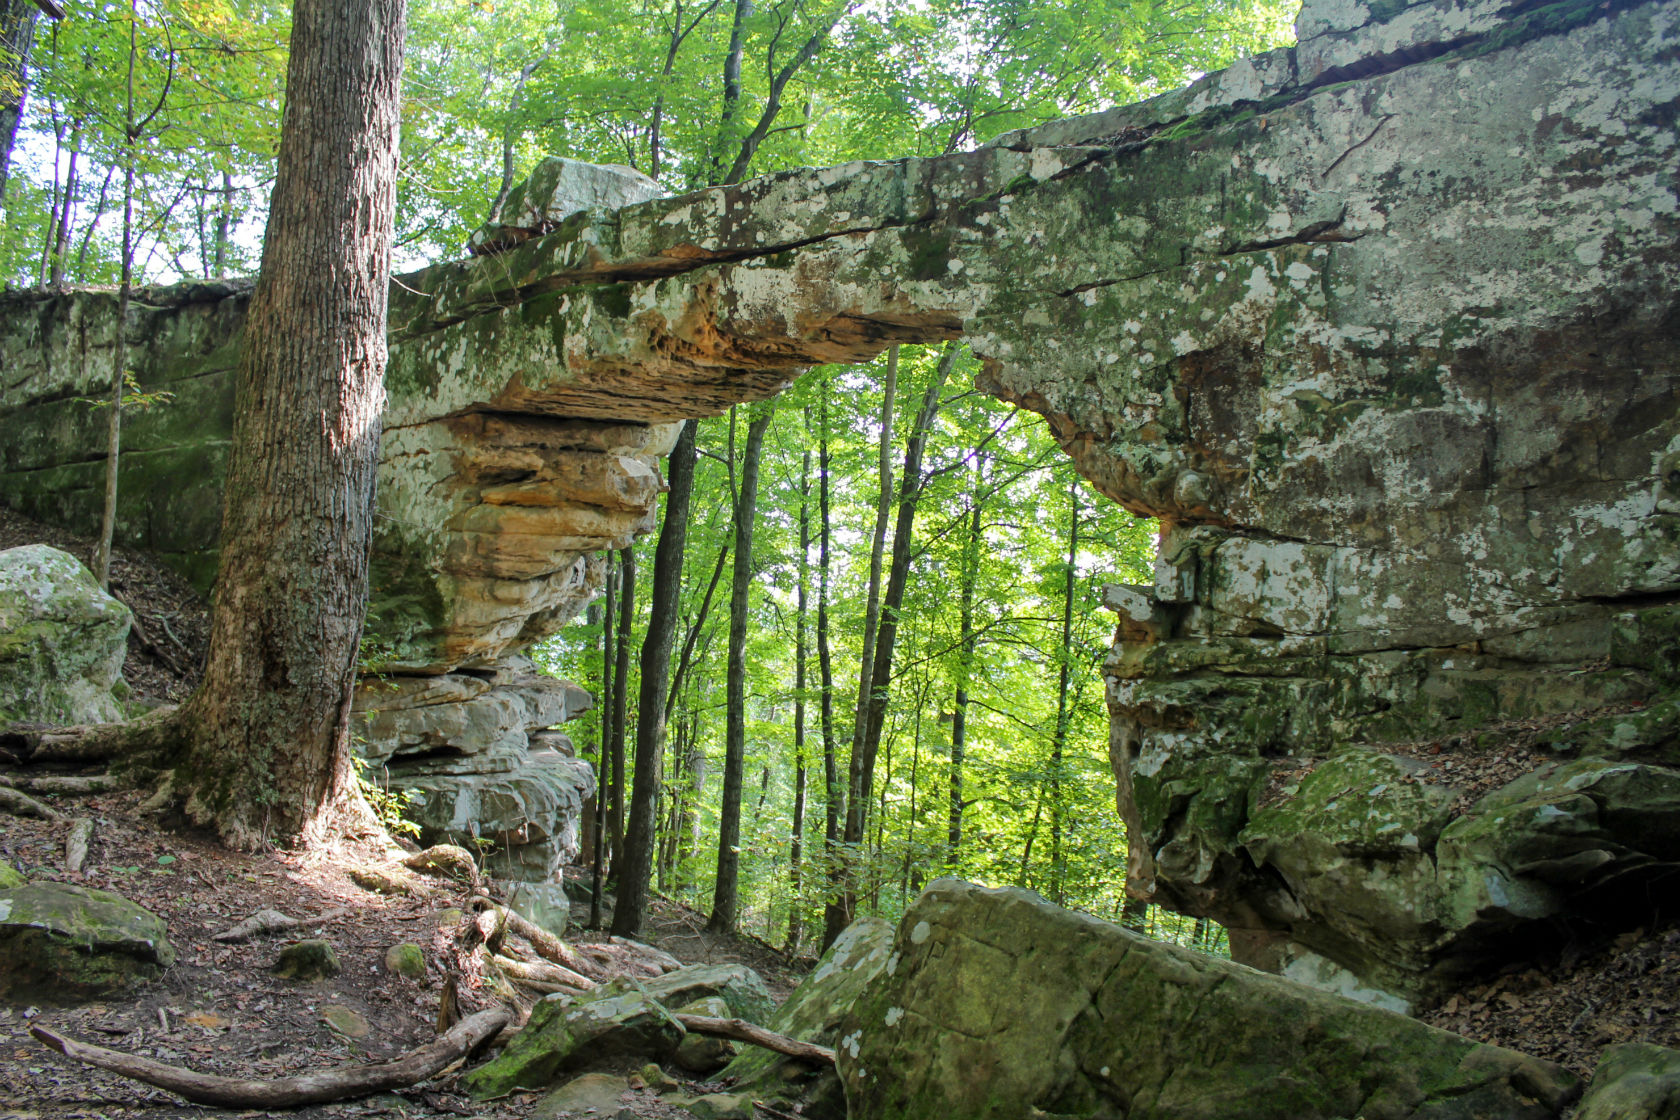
top-left (1, 0), bottom-right (1675, 1003)
top-left (0, 545), bottom-right (133, 725)
top-left (838, 880), bottom-right (1578, 1120)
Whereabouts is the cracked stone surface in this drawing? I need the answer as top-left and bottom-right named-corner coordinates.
top-left (837, 880), bottom-right (1580, 1120)
top-left (1, 0), bottom-right (1676, 1002)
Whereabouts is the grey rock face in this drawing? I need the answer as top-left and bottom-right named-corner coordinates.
top-left (469, 158), bottom-right (665, 255)
top-left (839, 880), bottom-right (1578, 1120)
top-left (0, 545), bottom-right (132, 726)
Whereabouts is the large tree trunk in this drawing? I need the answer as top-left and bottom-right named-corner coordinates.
top-left (0, 0), bottom-right (40, 209)
top-left (614, 420), bottom-right (697, 936)
top-left (159, 0), bottom-right (406, 849)
top-left (707, 406), bottom-right (772, 933)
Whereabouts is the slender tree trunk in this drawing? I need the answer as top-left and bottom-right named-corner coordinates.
top-left (834, 343), bottom-right (956, 936)
top-left (48, 120), bottom-right (79, 286)
top-left (160, 0), bottom-right (406, 848)
top-left (1048, 480), bottom-right (1079, 907)
top-left (666, 541), bottom-right (728, 714)
top-left (816, 381), bottom-right (842, 949)
top-left (948, 454), bottom-right (983, 869)
top-left (709, 0), bottom-right (752, 182)
top-left (614, 421), bottom-right (696, 936)
top-left (608, 544), bottom-right (636, 875)
top-left (0, 0), bottom-right (39, 210)
top-left (824, 351), bottom-right (896, 946)
top-left (95, 3), bottom-right (142, 591)
top-left (486, 55), bottom-right (542, 223)
top-left (785, 437), bottom-right (810, 953)
top-left (592, 560), bottom-right (616, 927)
top-left (212, 170), bottom-right (233, 277)
top-left (708, 406), bottom-right (771, 933)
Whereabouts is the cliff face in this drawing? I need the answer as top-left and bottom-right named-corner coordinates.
top-left (2, 0), bottom-right (1675, 1000)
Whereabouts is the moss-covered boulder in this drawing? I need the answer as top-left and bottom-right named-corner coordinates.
top-left (671, 996), bottom-right (736, 1074)
top-left (840, 880), bottom-right (1578, 1120)
top-left (0, 545), bottom-right (132, 726)
top-left (638, 962), bottom-right (774, 1024)
top-left (463, 983), bottom-right (684, 1098)
top-left (273, 939), bottom-right (341, 981)
top-left (0, 882), bottom-right (174, 1003)
top-left (717, 917), bottom-right (893, 1120)
top-left (1578, 1042), bottom-right (1680, 1120)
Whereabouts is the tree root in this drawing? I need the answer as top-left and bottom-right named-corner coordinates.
top-left (0, 785), bottom-right (63, 820)
top-left (490, 952), bottom-right (595, 993)
top-left (0, 706), bottom-right (179, 766)
top-left (474, 902), bottom-right (594, 976)
top-left (65, 817), bottom-right (94, 873)
top-left (31, 1007), bottom-right (510, 1108)
top-left (0, 772), bottom-right (123, 795)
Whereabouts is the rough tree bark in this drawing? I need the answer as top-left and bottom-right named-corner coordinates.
top-left (708, 405), bottom-right (773, 932)
top-left (153, 0), bottom-right (406, 848)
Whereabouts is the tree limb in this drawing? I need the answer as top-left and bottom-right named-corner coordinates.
top-left (489, 953), bottom-right (594, 992)
top-left (477, 903), bottom-right (593, 976)
top-left (30, 1007), bottom-right (510, 1108)
top-left (0, 785), bottom-right (63, 820)
top-left (672, 1014), bottom-right (834, 1065)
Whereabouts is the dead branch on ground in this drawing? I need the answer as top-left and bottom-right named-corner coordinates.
top-left (31, 1007), bottom-right (510, 1108)
top-left (673, 1014), bottom-right (836, 1065)
top-left (65, 817), bottom-right (94, 873)
top-left (0, 785), bottom-right (63, 820)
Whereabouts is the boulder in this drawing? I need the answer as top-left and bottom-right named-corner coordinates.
top-left (273, 939), bottom-right (341, 981)
top-left (0, 545), bottom-right (131, 726)
top-left (671, 996), bottom-right (736, 1074)
top-left (0, 882), bottom-right (174, 1003)
top-left (839, 880), bottom-right (1579, 1120)
top-left (718, 916), bottom-right (893, 1119)
top-left (531, 1071), bottom-right (633, 1119)
top-left (384, 942), bottom-right (426, 980)
top-left (507, 881), bottom-right (571, 939)
top-left (638, 962), bottom-right (775, 1024)
top-left (1578, 1043), bottom-right (1680, 1120)
top-left (469, 157), bottom-right (664, 255)
top-left (463, 983), bottom-right (684, 1098)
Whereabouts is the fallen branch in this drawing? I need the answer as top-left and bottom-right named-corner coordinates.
top-left (0, 772), bottom-right (122, 795)
top-left (673, 1015), bottom-right (835, 1065)
top-left (31, 1007), bottom-right (510, 1108)
top-left (478, 903), bottom-right (593, 977)
top-left (489, 953), bottom-right (595, 992)
top-left (0, 707), bottom-right (177, 765)
top-left (403, 844), bottom-right (481, 887)
top-left (65, 817), bottom-right (94, 874)
top-left (214, 907), bottom-right (352, 943)
top-left (0, 785), bottom-right (63, 820)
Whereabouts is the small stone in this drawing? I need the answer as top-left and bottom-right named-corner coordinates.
top-left (0, 862), bottom-right (24, 889)
top-left (321, 1005), bottom-right (369, 1039)
top-left (638, 1062), bottom-right (681, 1092)
top-left (530, 1071), bottom-right (630, 1119)
top-left (273, 939), bottom-right (340, 981)
top-left (680, 1091), bottom-right (755, 1120)
top-left (435, 907), bottom-right (465, 929)
top-left (384, 942), bottom-right (426, 980)
top-left (347, 864), bottom-right (414, 895)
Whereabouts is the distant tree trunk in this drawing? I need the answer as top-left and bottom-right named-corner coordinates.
top-left (614, 421), bottom-right (696, 936)
top-left (608, 544), bottom-right (636, 875)
top-left (816, 384), bottom-right (842, 950)
top-left (0, 0), bottom-right (40, 210)
top-left (785, 437), bottom-right (810, 953)
top-left (212, 170), bottom-right (234, 277)
top-left (708, 406), bottom-right (772, 933)
top-left (1121, 896), bottom-right (1148, 932)
top-left (485, 54), bottom-right (543, 224)
top-left (708, 0), bottom-right (751, 182)
top-left (834, 343), bottom-right (956, 935)
top-left (1048, 479), bottom-right (1079, 907)
top-left (158, 0), bottom-right (406, 848)
top-left (824, 350), bottom-right (896, 947)
top-left (948, 454), bottom-right (984, 870)
top-left (47, 118), bottom-right (79, 286)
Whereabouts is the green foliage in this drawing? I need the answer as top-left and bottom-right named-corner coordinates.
top-left (78, 369), bottom-right (173, 411)
top-left (351, 753), bottom-right (421, 841)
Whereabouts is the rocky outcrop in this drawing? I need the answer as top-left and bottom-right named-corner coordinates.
top-left (0, 545), bottom-right (132, 725)
top-left (0, 882), bottom-right (175, 1003)
top-left (839, 880), bottom-right (1579, 1120)
top-left (1, 0), bottom-right (1675, 1004)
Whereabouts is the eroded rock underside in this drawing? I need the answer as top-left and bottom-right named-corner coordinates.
top-left (0, 0), bottom-right (1675, 1000)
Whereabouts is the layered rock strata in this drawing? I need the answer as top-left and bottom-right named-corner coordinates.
top-left (1, 0), bottom-right (1675, 999)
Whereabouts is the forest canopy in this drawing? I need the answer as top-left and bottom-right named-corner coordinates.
top-left (0, 0), bottom-right (1297, 947)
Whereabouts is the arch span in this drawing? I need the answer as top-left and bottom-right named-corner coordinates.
top-left (2, 0), bottom-right (1677, 1007)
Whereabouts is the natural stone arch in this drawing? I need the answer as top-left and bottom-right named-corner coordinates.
top-left (2, 0), bottom-right (1677, 1010)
